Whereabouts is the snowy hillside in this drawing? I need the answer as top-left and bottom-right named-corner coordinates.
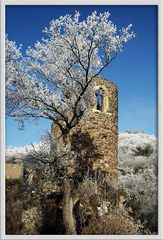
top-left (6, 143), bottom-right (41, 162)
top-left (118, 132), bottom-right (157, 172)
top-left (118, 132), bottom-right (157, 233)
top-left (6, 132), bottom-right (157, 162)
top-left (119, 132), bottom-right (156, 156)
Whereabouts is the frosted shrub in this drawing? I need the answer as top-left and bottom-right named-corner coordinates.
top-left (77, 173), bottom-right (145, 235)
top-left (118, 132), bottom-right (158, 233)
top-left (97, 201), bottom-right (111, 217)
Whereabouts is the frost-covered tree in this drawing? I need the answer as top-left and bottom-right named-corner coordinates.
top-left (6, 11), bottom-right (135, 137)
top-left (6, 11), bottom-right (135, 234)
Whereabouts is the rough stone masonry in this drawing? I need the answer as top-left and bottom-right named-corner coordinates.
top-left (52, 77), bottom-right (118, 180)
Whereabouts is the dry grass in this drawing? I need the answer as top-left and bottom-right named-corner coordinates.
top-left (6, 163), bottom-right (23, 179)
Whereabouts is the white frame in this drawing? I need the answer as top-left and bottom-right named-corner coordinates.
top-left (0, 0), bottom-right (162, 239)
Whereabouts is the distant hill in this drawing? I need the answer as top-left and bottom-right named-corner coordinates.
top-left (118, 131), bottom-right (157, 172)
top-left (6, 144), bottom-right (41, 162)
top-left (6, 132), bottom-right (157, 163)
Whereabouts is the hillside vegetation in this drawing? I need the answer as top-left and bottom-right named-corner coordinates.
top-left (6, 131), bottom-right (158, 234)
top-left (118, 132), bottom-right (157, 233)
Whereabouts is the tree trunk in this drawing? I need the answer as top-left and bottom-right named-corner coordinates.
top-left (51, 126), bottom-right (76, 234)
top-left (63, 177), bottom-right (76, 235)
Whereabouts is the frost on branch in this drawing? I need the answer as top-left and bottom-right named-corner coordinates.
top-left (6, 11), bottom-right (135, 133)
top-left (5, 35), bottom-right (23, 116)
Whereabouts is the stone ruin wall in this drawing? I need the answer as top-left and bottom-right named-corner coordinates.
top-left (52, 77), bottom-right (118, 180)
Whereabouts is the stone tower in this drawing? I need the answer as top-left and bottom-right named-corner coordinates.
top-left (52, 77), bottom-right (118, 180)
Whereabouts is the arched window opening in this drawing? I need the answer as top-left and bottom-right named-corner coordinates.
top-left (96, 92), bottom-right (103, 110)
top-left (96, 89), bottom-right (104, 111)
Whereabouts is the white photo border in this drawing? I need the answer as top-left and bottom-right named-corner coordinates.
top-left (0, 0), bottom-right (162, 239)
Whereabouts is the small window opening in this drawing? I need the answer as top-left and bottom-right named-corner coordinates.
top-left (96, 91), bottom-right (103, 111)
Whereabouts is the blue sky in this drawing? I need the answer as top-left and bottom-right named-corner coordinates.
top-left (5, 5), bottom-right (158, 147)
